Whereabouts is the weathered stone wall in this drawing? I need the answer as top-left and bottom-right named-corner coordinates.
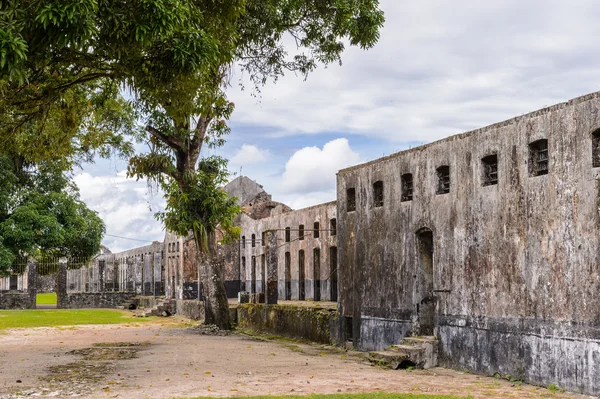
top-left (0, 292), bottom-right (34, 309)
top-left (235, 201), bottom-right (339, 302)
top-left (35, 274), bottom-right (56, 293)
top-left (337, 91), bottom-right (600, 395)
top-left (61, 292), bottom-right (137, 309)
top-left (237, 303), bottom-right (338, 345)
top-left (67, 242), bottom-right (165, 296)
top-left (175, 299), bottom-right (205, 321)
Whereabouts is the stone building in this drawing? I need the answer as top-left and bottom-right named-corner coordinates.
top-left (336, 91), bottom-right (600, 394)
top-left (236, 201), bottom-right (338, 301)
top-left (67, 241), bottom-right (165, 296)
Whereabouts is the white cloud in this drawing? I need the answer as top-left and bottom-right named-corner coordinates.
top-left (280, 138), bottom-right (361, 196)
top-left (228, 0), bottom-right (600, 144)
top-left (230, 144), bottom-right (270, 167)
top-left (74, 171), bottom-right (165, 253)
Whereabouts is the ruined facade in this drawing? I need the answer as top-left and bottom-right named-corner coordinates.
top-left (337, 91), bottom-right (600, 395)
top-left (236, 201), bottom-right (338, 301)
top-left (2, 92), bottom-right (599, 395)
top-left (66, 241), bottom-right (165, 296)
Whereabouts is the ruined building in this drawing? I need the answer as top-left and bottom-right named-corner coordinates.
top-left (2, 91), bottom-right (600, 395)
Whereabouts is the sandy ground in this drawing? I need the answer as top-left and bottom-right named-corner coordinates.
top-left (0, 318), bottom-right (594, 399)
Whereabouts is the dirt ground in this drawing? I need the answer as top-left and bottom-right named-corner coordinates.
top-left (0, 318), bottom-right (594, 399)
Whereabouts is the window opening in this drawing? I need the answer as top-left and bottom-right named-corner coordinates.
top-left (593, 129), bottom-right (600, 168)
top-left (299, 224), bottom-right (305, 240)
top-left (401, 173), bottom-right (413, 202)
top-left (261, 231), bottom-right (266, 246)
top-left (313, 248), bottom-right (321, 301)
top-left (347, 187), bottom-right (356, 212)
top-left (284, 252), bottom-right (291, 300)
top-left (436, 166), bottom-right (450, 194)
top-left (285, 227), bottom-right (290, 242)
top-left (313, 222), bottom-right (320, 238)
top-left (373, 181), bottom-right (384, 207)
top-left (482, 154), bottom-right (498, 186)
top-left (330, 218), bottom-right (337, 236)
top-left (529, 139), bottom-right (549, 176)
top-left (242, 236), bottom-right (246, 249)
top-left (299, 250), bottom-right (306, 300)
top-left (251, 234), bottom-right (256, 247)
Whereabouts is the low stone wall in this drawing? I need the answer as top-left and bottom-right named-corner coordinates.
top-left (0, 292), bottom-right (34, 309)
top-left (60, 292), bottom-right (137, 309)
top-left (176, 299), bottom-right (205, 320)
top-left (237, 304), bottom-right (338, 345)
top-left (137, 296), bottom-right (161, 309)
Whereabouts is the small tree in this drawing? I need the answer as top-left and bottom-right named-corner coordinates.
top-left (0, 158), bottom-right (105, 275)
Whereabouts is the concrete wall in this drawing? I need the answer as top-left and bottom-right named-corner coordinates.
top-left (237, 201), bottom-right (338, 301)
top-left (337, 91), bottom-right (600, 394)
top-left (237, 303), bottom-right (338, 345)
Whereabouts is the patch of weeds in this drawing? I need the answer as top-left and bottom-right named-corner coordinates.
top-left (283, 343), bottom-right (306, 353)
top-left (43, 361), bottom-right (113, 384)
top-left (547, 383), bottom-right (564, 393)
top-left (69, 344), bottom-right (147, 361)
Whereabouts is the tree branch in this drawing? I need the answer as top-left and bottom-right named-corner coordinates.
top-left (146, 125), bottom-right (184, 151)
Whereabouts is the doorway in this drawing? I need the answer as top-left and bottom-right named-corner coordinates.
top-left (415, 228), bottom-right (435, 335)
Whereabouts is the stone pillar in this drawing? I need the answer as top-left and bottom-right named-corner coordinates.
top-left (56, 261), bottom-right (68, 309)
top-left (27, 260), bottom-right (37, 309)
top-left (98, 260), bottom-right (105, 293)
top-left (266, 230), bottom-right (278, 305)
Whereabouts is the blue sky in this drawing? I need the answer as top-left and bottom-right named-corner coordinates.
top-left (74, 0), bottom-right (600, 252)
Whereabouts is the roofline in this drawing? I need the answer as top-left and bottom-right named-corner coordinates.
top-left (338, 90), bottom-right (600, 175)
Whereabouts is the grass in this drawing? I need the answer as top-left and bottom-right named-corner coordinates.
top-left (0, 309), bottom-right (151, 330)
top-left (186, 393), bottom-right (471, 399)
top-left (36, 292), bottom-right (57, 305)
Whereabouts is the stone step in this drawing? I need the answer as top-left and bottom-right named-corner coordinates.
top-left (389, 344), bottom-right (426, 355)
top-left (368, 351), bottom-right (411, 370)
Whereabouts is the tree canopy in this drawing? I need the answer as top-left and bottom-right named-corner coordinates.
top-left (0, 0), bottom-right (385, 325)
top-left (0, 158), bottom-right (105, 275)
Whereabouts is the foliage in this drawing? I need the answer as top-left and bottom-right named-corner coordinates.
top-left (0, 0), bottom-right (385, 327)
top-left (0, 157), bottom-right (105, 275)
top-left (154, 157), bottom-right (241, 252)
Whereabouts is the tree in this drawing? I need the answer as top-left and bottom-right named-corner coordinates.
top-left (126, 1), bottom-right (385, 329)
top-left (1, 1), bottom-right (385, 328)
top-left (0, 157), bottom-right (105, 275)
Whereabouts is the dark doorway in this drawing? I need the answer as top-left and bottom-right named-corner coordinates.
top-left (284, 252), bottom-right (291, 300)
top-left (330, 246), bottom-right (338, 301)
top-left (299, 250), bottom-right (305, 300)
top-left (313, 248), bottom-right (321, 301)
top-left (261, 254), bottom-right (266, 293)
top-left (251, 256), bottom-right (256, 293)
top-left (415, 228), bottom-right (435, 335)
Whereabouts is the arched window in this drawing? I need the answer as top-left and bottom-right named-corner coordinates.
top-left (285, 227), bottom-right (291, 242)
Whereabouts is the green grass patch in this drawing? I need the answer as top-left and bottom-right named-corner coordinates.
top-left (36, 292), bottom-right (57, 305)
top-left (0, 309), bottom-right (150, 330)
top-left (185, 393), bottom-right (471, 399)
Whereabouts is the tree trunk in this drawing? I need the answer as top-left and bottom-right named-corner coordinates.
top-left (198, 231), bottom-right (231, 330)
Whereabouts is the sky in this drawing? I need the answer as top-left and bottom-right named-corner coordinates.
top-left (75, 0), bottom-right (600, 252)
